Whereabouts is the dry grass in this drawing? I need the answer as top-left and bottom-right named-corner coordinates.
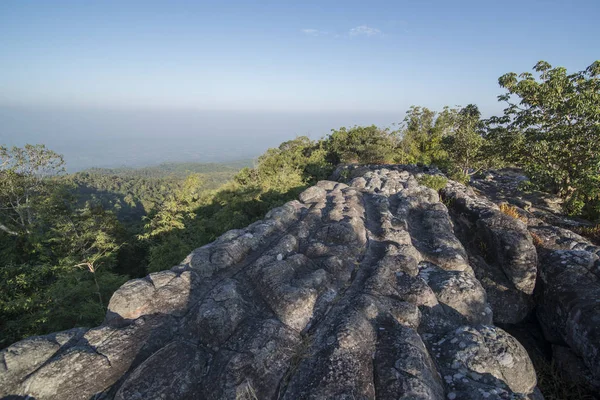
top-left (530, 231), bottom-right (544, 247)
top-left (573, 224), bottom-right (600, 245)
top-left (533, 354), bottom-right (597, 400)
top-left (236, 380), bottom-right (259, 400)
top-left (499, 203), bottom-right (529, 223)
top-left (277, 335), bottom-right (313, 399)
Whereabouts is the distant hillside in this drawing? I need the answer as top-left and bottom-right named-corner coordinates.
top-left (62, 160), bottom-right (253, 223)
top-left (83, 160), bottom-right (253, 181)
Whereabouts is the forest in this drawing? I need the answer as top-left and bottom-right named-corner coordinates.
top-left (1, 61), bottom-right (599, 349)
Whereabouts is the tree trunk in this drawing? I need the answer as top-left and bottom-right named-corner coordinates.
top-left (92, 271), bottom-right (104, 309)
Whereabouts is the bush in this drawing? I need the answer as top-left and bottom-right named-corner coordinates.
top-left (417, 174), bottom-right (448, 191)
top-left (398, 106), bottom-right (449, 166)
top-left (448, 169), bottom-right (470, 185)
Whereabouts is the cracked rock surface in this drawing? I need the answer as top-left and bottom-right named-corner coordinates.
top-left (0, 166), bottom-right (555, 399)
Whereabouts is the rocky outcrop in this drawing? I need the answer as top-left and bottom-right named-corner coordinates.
top-left (529, 222), bottom-right (600, 391)
top-left (440, 182), bottom-right (537, 324)
top-left (469, 169), bottom-right (600, 393)
top-left (3, 165), bottom-right (590, 399)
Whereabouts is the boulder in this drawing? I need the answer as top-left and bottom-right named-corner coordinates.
top-left (0, 166), bottom-right (548, 399)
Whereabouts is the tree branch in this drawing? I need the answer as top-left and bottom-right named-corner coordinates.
top-left (0, 223), bottom-right (19, 236)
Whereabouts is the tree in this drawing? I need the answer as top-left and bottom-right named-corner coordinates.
top-left (141, 173), bottom-right (205, 239)
top-left (326, 125), bottom-right (397, 164)
top-left (66, 204), bottom-right (122, 308)
top-left (0, 145), bottom-right (65, 236)
top-left (487, 60), bottom-right (600, 216)
top-left (443, 104), bottom-right (487, 176)
top-left (1, 193), bottom-right (127, 346)
top-left (399, 106), bottom-right (455, 165)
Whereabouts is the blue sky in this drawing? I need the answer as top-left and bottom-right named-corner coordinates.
top-left (1, 0), bottom-right (599, 114)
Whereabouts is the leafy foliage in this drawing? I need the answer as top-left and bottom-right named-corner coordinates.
top-left (0, 149), bottom-right (242, 347)
top-left (573, 224), bottom-right (600, 245)
top-left (487, 60), bottom-right (600, 217)
top-left (327, 125), bottom-right (397, 164)
top-left (398, 106), bottom-right (453, 165)
top-left (0, 198), bottom-right (127, 347)
top-left (498, 203), bottom-right (528, 223)
top-left (0, 144), bottom-right (65, 237)
top-left (417, 175), bottom-right (448, 191)
top-left (142, 137), bottom-right (330, 272)
top-left (443, 105), bottom-right (489, 176)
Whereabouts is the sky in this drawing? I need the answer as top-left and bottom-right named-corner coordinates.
top-left (1, 0), bottom-right (599, 169)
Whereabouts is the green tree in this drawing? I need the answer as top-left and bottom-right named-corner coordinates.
top-left (141, 137), bottom-right (332, 272)
top-left (140, 174), bottom-right (211, 272)
top-left (399, 106), bottom-right (455, 165)
top-left (0, 145), bottom-right (129, 346)
top-left (0, 200), bottom-right (127, 346)
top-left (141, 174), bottom-right (205, 240)
top-left (0, 144), bottom-right (65, 236)
top-left (488, 60), bottom-right (600, 216)
top-left (443, 104), bottom-right (488, 177)
top-left (326, 125), bottom-right (397, 164)
top-left (57, 203), bottom-right (123, 308)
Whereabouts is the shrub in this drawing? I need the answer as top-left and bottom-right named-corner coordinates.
top-left (448, 169), bottom-right (470, 185)
top-left (417, 174), bottom-right (448, 191)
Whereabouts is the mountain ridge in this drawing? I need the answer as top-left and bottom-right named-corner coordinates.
top-left (1, 165), bottom-right (599, 399)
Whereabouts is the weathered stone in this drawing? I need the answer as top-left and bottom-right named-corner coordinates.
top-left (1, 166), bottom-right (552, 399)
top-left (465, 168), bottom-right (600, 392)
top-left (20, 316), bottom-right (164, 400)
top-left (429, 325), bottom-right (537, 398)
top-left (552, 345), bottom-right (600, 390)
top-left (373, 317), bottom-right (445, 400)
top-left (106, 270), bottom-right (199, 323)
top-left (420, 263), bottom-right (492, 326)
top-left (299, 185), bottom-right (327, 204)
top-left (476, 211), bottom-right (537, 294)
top-left (535, 247), bottom-right (600, 391)
top-left (442, 181), bottom-right (537, 323)
top-left (115, 341), bottom-right (209, 400)
top-left (0, 328), bottom-right (87, 396)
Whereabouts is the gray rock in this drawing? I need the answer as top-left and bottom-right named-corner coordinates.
top-left (441, 181), bottom-right (537, 323)
top-left (552, 345), bottom-right (600, 390)
top-left (115, 341), bottom-right (209, 400)
top-left (0, 166), bottom-right (546, 399)
top-left (0, 328), bottom-right (87, 396)
top-left (535, 246), bottom-right (600, 391)
top-left (428, 325), bottom-right (537, 398)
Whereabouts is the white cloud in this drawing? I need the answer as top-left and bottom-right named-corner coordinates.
top-left (301, 28), bottom-right (327, 36)
top-left (301, 26), bottom-right (383, 39)
top-left (348, 25), bottom-right (383, 37)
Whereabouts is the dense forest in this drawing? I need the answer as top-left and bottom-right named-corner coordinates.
top-left (1, 61), bottom-right (599, 348)
top-left (0, 158), bottom-right (250, 347)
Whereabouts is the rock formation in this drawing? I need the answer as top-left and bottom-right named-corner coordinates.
top-left (1, 165), bottom-right (598, 399)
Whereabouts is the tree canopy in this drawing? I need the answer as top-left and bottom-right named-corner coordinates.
top-left (488, 60), bottom-right (600, 216)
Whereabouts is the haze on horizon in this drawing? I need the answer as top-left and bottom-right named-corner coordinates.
top-left (1, 0), bottom-right (598, 171)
